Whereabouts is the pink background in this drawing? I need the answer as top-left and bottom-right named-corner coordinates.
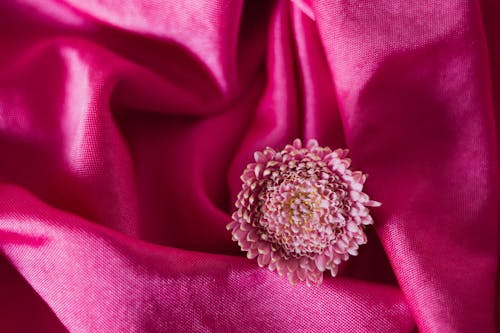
top-left (1, 0), bottom-right (499, 332)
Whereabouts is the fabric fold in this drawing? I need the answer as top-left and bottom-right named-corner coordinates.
top-left (312, 1), bottom-right (499, 331)
top-left (1, 184), bottom-right (414, 332)
top-left (0, 0), bottom-right (499, 332)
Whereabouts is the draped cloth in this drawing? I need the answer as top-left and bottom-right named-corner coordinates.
top-left (1, 1), bottom-right (499, 332)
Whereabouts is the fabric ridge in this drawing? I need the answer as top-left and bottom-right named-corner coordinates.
top-left (0, 0), bottom-right (499, 332)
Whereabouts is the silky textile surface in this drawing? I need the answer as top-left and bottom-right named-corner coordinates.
top-left (0, 0), bottom-right (499, 332)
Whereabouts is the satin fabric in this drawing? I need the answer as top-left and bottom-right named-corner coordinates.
top-left (0, 1), bottom-right (498, 332)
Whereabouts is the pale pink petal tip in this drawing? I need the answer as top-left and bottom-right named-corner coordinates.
top-left (227, 138), bottom-right (381, 286)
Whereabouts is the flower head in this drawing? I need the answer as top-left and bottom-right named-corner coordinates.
top-left (227, 139), bottom-right (381, 286)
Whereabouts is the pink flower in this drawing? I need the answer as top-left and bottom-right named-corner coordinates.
top-left (227, 139), bottom-right (381, 286)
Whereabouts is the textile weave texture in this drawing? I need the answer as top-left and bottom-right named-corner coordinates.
top-left (1, 1), bottom-right (500, 332)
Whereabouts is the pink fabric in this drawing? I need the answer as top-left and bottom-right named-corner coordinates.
top-left (0, 0), bottom-right (498, 332)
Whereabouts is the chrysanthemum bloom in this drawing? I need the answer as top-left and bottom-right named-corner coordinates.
top-left (227, 139), bottom-right (381, 286)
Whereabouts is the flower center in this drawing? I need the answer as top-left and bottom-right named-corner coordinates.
top-left (257, 160), bottom-right (350, 258)
top-left (285, 190), bottom-right (318, 227)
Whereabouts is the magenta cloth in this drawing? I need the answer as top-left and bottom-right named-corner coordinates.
top-left (0, 1), bottom-right (499, 332)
